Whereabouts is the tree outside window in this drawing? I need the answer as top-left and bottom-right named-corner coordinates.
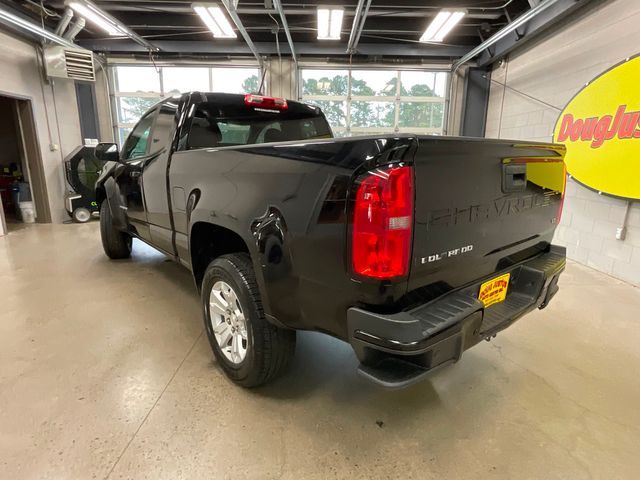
top-left (301, 69), bottom-right (447, 135)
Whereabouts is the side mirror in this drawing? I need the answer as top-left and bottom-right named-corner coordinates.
top-left (94, 142), bottom-right (120, 162)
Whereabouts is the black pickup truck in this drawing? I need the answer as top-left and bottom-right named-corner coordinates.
top-left (95, 92), bottom-right (567, 389)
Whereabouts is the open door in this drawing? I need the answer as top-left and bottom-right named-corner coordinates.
top-left (0, 95), bottom-right (51, 231)
top-left (15, 99), bottom-right (51, 223)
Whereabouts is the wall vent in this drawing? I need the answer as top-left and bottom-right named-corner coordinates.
top-left (44, 46), bottom-right (95, 82)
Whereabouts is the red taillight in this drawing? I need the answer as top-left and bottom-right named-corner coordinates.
top-left (557, 163), bottom-right (567, 223)
top-left (352, 165), bottom-right (414, 279)
top-left (244, 94), bottom-right (288, 110)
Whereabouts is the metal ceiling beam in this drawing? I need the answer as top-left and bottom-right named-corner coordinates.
top-left (272, 0), bottom-right (297, 63)
top-left (76, 39), bottom-right (470, 58)
top-left (126, 23), bottom-right (488, 37)
top-left (452, 0), bottom-right (565, 71)
top-left (0, 4), bottom-right (82, 50)
top-left (245, 9), bottom-right (502, 19)
top-left (350, 0), bottom-right (372, 52)
top-left (220, 0), bottom-right (264, 67)
top-left (90, 2), bottom-right (504, 19)
top-left (473, 0), bottom-right (588, 67)
top-left (346, 0), bottom-right (366, 53)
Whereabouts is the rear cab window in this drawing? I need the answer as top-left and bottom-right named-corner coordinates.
top-left (184, 93), bottom-right (333, 150)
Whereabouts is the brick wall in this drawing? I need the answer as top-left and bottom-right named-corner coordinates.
top-left (485, 0), bottom-right (640, 286)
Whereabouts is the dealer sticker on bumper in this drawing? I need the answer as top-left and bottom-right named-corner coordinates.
top-left (478, 273), bottom-right (511, 308)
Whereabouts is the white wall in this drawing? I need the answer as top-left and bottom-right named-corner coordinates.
top-left (0, 29), bottom-right (83, 223)
top-left (485, 0), bottom-right (640, 287)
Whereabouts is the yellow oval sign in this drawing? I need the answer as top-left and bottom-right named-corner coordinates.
top-left (553, 55), bottom-right (640, 200)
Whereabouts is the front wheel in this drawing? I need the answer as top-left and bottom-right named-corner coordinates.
top-left (99, 200), bottom-right (132, 259)
top-left (202, 253), bottom-right (296, 387)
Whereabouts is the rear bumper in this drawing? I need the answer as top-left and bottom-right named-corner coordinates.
top-left (347, 245), bottom-right (566, 388)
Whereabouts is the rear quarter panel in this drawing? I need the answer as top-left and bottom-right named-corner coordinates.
top-left (169, 143), bottom-right (353, 336)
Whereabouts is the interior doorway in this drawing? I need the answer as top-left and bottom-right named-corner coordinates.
top-left (0, 94), bottom-right (51, 235)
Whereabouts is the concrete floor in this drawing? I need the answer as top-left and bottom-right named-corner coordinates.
top-left (1, 223), bottom-right (639, 480)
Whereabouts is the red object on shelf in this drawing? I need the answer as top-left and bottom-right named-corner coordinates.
top-left (0, 175), bottom-right (16, 210)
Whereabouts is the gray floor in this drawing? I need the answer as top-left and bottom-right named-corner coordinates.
top-left (1, 223), bottom-right (639, 479)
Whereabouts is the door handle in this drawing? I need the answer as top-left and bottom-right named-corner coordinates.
top-left (502, 163), bottom-right (527, 193)
top-left (130, 171), bottom-right (142, 178)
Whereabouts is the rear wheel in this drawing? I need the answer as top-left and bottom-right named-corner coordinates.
top-left (202, 253), bottom-right (296, 387)
top-left (72, 207), bottom-right (91, 223)
top-left (99, 200), bottom-right (131, 259)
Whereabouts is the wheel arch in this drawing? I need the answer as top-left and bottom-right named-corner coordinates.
top-left (190, 221), bottom-right (250, 290)
top-left (95, 185), bottom-right (106, 208)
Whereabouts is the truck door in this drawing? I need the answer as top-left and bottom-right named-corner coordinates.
top-left (141, 99), bottom-right (179, 255)
top-left (117, 108), bottom-right (157, 241)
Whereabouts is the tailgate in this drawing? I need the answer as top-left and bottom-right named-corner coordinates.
top-left (409, 137), bottom-right (566, 293)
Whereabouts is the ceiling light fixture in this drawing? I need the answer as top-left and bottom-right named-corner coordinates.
top-left (192, 3), bottom-right (237, 39)
top-left (420, 10), bottom-right (465, 43)
top-left (67, 1), bottom-right (125, 36)
top-left (66, 0), bottom-right (157, 50)
top-left (317, 7), bottom-right (344, 40)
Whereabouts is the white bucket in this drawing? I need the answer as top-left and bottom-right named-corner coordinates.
top-left (19, 201), bottom-right (36, 224)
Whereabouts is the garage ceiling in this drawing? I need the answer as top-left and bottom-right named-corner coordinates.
top-left (9, 0), bottom-right (535, 60)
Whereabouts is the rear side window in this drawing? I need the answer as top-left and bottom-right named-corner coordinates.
top-left (186, 99), bottom-right (332, 150)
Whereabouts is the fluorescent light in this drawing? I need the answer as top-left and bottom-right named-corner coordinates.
top-left (192, 3), bottom-right (236, 39)
top-left (68, 1), bottom-right (125, 36)
top-left (317, 8), bottom-right (330, 39)
top-left (317, 7), bottom-right (344, 40)
top-left (329, 9), bottom-right (343, 39)
top-left (420, 10), bottom-right (465, 43)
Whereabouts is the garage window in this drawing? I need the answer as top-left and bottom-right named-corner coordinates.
top-left (300, 68), bottom-right (448, 137)
top-left (111, 65), bottom-right (261, 146)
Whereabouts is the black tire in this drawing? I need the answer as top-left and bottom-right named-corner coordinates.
top-left (202, 253), bottom-right (296, 387)
top-left (99, 199), bottom-right (132, 259)
top-left (72, 207), bottom-right (91, 223)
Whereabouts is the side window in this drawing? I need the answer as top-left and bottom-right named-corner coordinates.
top-left (150, 102), bottom-right (178, 154)
top-left (122, 111), bottom-right (155, 160)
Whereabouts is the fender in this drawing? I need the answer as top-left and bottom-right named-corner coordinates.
top-left (103, 176), bottom-right (127, 230)
top-left (251, 206), bottom-right (291, 284)
top-left (187, 205), bottom-right (294, 324)
top-left (94, 160), bottom-right (116, 206)
top-left (250, 206), bottom-right (298, 328)
top-left (95, 161), bottom-right (128, 230)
